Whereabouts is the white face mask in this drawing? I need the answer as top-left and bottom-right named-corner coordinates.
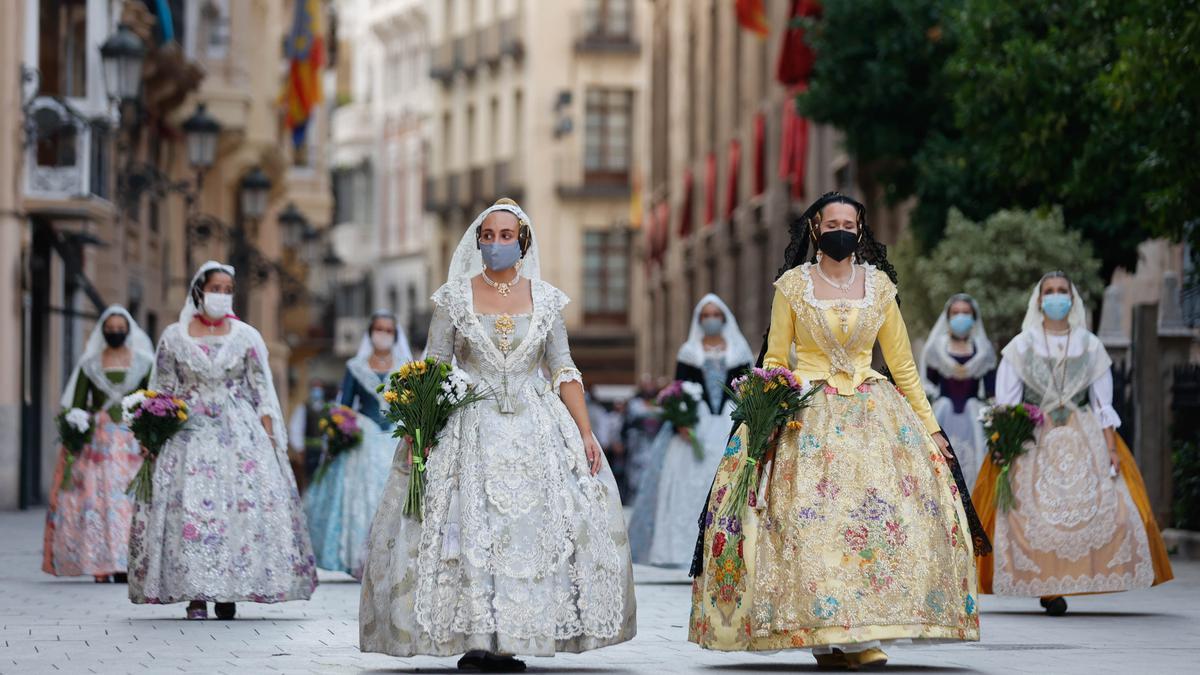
top-left (371, 330), bottom-right (395, 352)
top-left (202, 292), bottom-right (233, 320)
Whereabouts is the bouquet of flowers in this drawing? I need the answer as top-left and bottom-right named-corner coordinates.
top-left (980, 403), bottom-right (1044, 512)
top-left (380, 358), bottom-right (491, 521)
top-left (55, 408), bottom-right (93, 490)
top-left (722, 367), bottom-right (817, 518)
top-left (312, 404), bottom-right (363, 484)
top-left (122, 390), bottom-right (190, 503)
top-left (656, 380), bottom-right (705, 459)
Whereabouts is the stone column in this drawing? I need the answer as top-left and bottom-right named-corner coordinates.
top-left (0, 0), bottom-right (26, 509)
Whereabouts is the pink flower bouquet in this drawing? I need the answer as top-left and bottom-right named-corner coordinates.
top-left (722, 367), bottom-right (817, 518)
top-left (121, 390), bottom-right (190, 503)
top-left (312, 404), bottom-right (363, 483)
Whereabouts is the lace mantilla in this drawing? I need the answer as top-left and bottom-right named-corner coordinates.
top-left (80, 351), bottom-right (153, 409)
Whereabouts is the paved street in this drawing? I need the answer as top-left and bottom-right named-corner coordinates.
top-left (2, 508), bottom-right (1198, 674)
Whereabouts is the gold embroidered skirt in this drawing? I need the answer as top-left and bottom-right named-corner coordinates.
top-left (688, 381), bottom-right (979, 651)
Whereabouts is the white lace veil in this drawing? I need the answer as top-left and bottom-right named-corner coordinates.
top-left (352, 309), bottom-right (414, 363)
top-left (180, 260), bottom-right (236, 326)
top-left (60, 304), bottom-right (155, 408)
top-left (446, 200), bottom-right (541, 284)
top-left (1020, 272), bottom-right (1089, 335)
top-left (677, 293), bottom-right (755, 369)
top-left (1003, 272), bottom-right (1110, 411)
top-left (920, 293), bottom-right (996, 389)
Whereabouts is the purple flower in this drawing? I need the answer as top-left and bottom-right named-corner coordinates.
top-left (1024, 403), bottom-right (1045, 427)
top-left (182, 523), bottom-right (200, 541)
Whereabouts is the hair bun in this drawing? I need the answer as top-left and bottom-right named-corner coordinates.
top-left (494, 197), bottom-right (519, 207)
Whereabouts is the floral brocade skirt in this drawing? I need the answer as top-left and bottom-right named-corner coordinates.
top-left (42, 412), bottom-right (143, 577)
top-left (689, 381), bottom-right (979, 651)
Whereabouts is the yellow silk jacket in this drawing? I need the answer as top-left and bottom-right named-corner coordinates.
top-left (764, 263), bottom-right (940, 434)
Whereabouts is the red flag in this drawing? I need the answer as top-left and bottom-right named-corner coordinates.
top-left (779, 97), bottom-right (810, 200)
top-left (704, 153), bottom-right (717, 226)
top-left (725, 139), bottom-right (741, 220)
top-left (735, 0), bottom-right (769, 37)
top-left (678, 169), bottom-right (694, 237)
top-left (753, 113), bottom-right (766, 196)
top-left (776, 0), bottom-right (821, 87)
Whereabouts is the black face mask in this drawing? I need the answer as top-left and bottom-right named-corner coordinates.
top-left (103, 331), bottom-right (128, 348)
top-left (817, 229), bottom-right (859, 262)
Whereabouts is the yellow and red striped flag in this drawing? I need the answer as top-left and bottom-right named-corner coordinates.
top-left (281, 0), bottom-right (324, 148)
top-left (735, 0), bottom-right (769, 37)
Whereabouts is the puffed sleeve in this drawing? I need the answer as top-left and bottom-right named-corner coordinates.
top-left (1089, 369), bottom-right (1122, 429)
top-left (149, 332), bottom-right (180, 395)
top-left (993, 357), bottom-right (1024, 406)
top-left (423, 303), bottom-right (456, 363)
top-left (546, 312), bottom-right (583, 394)
top-left (878, 299), bottom-right (941, 434)
top-left (764, 288), bottom-right (796, 371)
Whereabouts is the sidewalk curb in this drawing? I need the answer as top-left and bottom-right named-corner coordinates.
top-left (1163, 528), bottom-right (1200, 559)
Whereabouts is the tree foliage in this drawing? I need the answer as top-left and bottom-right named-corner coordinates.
top-left (894, 208), bottom-right (1103, 344)
top-left (798, 0), bottom-right (1200, 276)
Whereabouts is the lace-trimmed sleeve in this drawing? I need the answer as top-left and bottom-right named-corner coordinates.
top-left (149, 327), bottom-right (181, 396)
top-left (424, 303), bottom-right (457, 362)
top-left (547, 312), bottom-right (583, 394)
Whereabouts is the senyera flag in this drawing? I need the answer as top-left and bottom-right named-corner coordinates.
top-left (281, 0), bottom-right (324, 149)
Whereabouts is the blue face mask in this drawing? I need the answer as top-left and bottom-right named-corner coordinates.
top-left (480, 242), bottom-right (522, 272)
top-left (1041, 294), bottom-right (1072, 322)
top-left (310, 387), bottom-right (324, 403)
top-left (948, 314), bottom-right (975, 337)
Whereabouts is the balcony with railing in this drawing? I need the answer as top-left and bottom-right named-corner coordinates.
top-left (24, 97), bottom-right (111, 200)
top-left (574, 4), bottom-right (639, 54)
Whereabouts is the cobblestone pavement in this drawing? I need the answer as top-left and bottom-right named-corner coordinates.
top-left (2, 508), bottom-right (1197, 674)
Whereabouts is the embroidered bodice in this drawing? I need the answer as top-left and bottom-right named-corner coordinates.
top-left (765, 263), bottom-right (939, 433)
top-left (926, 349), bottom-right (997, 414)
top-left (425, 278), bottom-right (582, 415)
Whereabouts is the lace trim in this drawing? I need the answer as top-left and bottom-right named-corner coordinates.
top-left (552, 368), bottom-right (584, 394)
top-left (80, 352), bottom-right (152, 408)
top-left (775, 265), bottom-right (895, 377)
top-left (799, 262), bottom-right (878, 310)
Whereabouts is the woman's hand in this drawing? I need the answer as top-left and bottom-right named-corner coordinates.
top-left (582, 432), bottom-right (603, 476)
top-left (933, 432), bottom-right (954, 460)
top-left (1109, 448), bottom-right (1121, 476)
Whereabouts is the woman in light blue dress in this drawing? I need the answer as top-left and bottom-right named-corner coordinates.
top-left (303, 310), bottom-right (413, 577)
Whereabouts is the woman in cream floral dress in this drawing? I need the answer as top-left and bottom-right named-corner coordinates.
top-left (689, 193), bottom-right (988, 669)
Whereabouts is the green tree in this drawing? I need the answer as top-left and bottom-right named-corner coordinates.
top-left (799, 0), bottom-right (1200, 276)
top-left (797, 0), bottom-right (956, 202)
top-left (903, 208), bottom-right (1103, 344)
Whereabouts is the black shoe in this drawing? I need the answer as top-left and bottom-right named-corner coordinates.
top-left (457, 651), bottom-right (487, 671)
top-left (214, 602), bottom-right (236, 620)
top-left (112, 572), bottom-right (128, 584)
top-left (482, 654), bottom-right (527, 673)
top-left (1044, 596), bottom-right (1068, 616)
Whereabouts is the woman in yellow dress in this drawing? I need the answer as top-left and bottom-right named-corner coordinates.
top-left (973, 272), bottom-right (1172, 616)
top-left (688, 193), bottom-right (987, 669)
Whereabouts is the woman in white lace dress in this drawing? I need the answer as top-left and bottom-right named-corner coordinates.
top-left (974, 271), bottom-right (1172, 615)
top-left (128, 262), bottom-right (317, 620)
top-left (627, 294), bottom-right (753, 567)
top-left (359, 199), bottom-right (636, 671)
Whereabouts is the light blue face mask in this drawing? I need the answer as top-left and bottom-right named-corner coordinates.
top-left (948, 314), bottom-right (975, 337)
top-left (1041, 294), bottom-right (1072, 322)
top-left (700, 317), bottom-right (725, 337)
top-left (480, 242), bottom-right (521, 272)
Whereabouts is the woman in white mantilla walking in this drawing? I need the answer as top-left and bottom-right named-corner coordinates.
top-left (920, 294), bottom-right (997, 490)
top-left (304, 310), bottom-right (412, 577)
top-left (128, 262), bottom-right (317, 620)
top-left (628, 294), bottom-right (754, 567)
top-left (359, 199), bottom-right (636, 672)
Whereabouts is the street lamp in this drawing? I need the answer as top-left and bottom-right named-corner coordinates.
top-left (302, 226), bottom-right (324, 266)
top-left (100, 24), bottom-right (146, 105)
top-left (239, 166), bottom-right (271, 221)
top-left (278, 202), bottom-right (309, 248)
top-left (182, 103), bottom-right (221, 171)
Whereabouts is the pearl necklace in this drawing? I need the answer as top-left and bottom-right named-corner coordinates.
top-left (481, 268), bottom-right (520, 297)
top-left (815, 258), bottom-right (857, 292)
